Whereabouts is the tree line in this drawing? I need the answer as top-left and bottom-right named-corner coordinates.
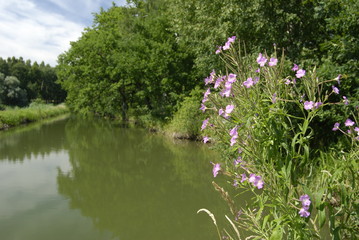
top-left (0, 57), bottom-right (65, 107)
top-left (57, 0), bottom-right (358, 122)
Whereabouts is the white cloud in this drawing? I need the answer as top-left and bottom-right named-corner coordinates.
top-left (0, 0), bottom-right (126, 66)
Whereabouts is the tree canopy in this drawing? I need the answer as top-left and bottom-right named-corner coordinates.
top-left (57, 0), bottom-right (358, 120)
top-left (0, 57), bottom-right (65, 107)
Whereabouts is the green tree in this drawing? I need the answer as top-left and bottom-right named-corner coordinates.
top-left (1, 76), bottom-right (27, 106)
top-left (58, 0), bottom-right (196, 120)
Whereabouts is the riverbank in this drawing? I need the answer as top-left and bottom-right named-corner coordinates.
top-left (0, 103), bottom-right (69, 130)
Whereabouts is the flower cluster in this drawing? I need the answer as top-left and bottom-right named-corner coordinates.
top-left (291, 64), bottom-right (306, 78)
top-left (220, 74), bottom-right (237, 97)
top-left (256, 53), bottom-right (277, 67)
top-left (216, 36), bottom-right (236, 54)
top-left (332, 118), bottom-right (359, 140)
top-left (239, 173), bottom-right (264, 189)
top-left (298, 194), bottom-right (311, 218)
top-left (303, 101), bottom-right (322, 110)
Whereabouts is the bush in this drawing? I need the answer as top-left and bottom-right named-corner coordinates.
top-left (165, 87), bottom-right (204, 139)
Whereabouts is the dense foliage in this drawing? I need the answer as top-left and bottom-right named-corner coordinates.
top-left (57, 0), bottom-right (197, 119)
top-left (0, 57), bottom-right (65, 107)
top-left (57, 0), bottom-right (358, 134)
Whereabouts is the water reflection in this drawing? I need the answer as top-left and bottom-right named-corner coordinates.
top-left (0, 116), bottom-right (227, 240)
top-left (59, 117), bottom-right (225, 240)
top-left (0, 116), bottom-right (68, 162)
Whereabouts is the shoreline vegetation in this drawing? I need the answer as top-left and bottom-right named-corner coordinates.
top-left (0, 103), bottom-right (69, 130)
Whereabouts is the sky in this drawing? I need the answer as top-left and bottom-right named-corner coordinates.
top-left (0, 0), bottom-right (127, 66)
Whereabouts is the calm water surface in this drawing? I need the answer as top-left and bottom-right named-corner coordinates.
top-left (0, 116), bottom-right (228, 240)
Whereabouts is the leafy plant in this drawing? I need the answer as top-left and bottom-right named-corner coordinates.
top-left (200, 37), bottom-right (358, 239)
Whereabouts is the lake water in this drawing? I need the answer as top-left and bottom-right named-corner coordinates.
top-left (0, 116), bottom-right (229, 240)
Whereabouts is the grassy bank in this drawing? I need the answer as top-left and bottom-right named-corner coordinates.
top-left (0, 103), bottom-right (69, 130)
top-left (128, 87), bottom-right (204, 140)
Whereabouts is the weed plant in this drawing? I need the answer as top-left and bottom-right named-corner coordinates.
top-left (199, 37), bottom-right (358, 239)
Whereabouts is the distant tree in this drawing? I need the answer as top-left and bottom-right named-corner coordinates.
top-left (1, 76), bottom-right (27, 106)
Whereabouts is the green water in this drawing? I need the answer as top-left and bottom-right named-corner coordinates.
top-left (0, 116), bottom-right (228, 240)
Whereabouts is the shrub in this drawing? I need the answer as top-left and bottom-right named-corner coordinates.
top-left (165, 87), bottom-right (204, 139)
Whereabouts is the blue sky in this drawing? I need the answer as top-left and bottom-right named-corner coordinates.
top-left (0, 0), bottom-right (127, 66)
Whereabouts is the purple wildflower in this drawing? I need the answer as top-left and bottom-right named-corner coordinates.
top-left (202, 88), bottom-right (211, 103)
top-left (292, 64), bottom-right (299, 71)
top-left (243, 77), bottom-right (254, 88)
top-left (268, 58), bottom-right (278, 66)
top-left (298, 194), bottom-right (311, 218)
top-left (200, 104), bottom-right (206, 112)
top-left (227, 73), bottom-right (237, 83)
top-left (234, 156), bottom-right (242, 165)
top-left (332, 86), bottom-right (339, 94)
top-left (214, 76), bottom-right (224, 89)
top-left (335, 74), bottom-right (342, 85)
top-left (224, 104), bottom-right (235, 118)
top-left (201, 118), bottom-right (209, 131)
top-left (221, 88), bottom-right (231, 98)
top-left (343, 96), bottom-right (349, 105)
top-left (228, 36), bottom-right (236, 43)
top-left (332, 122), bottom-right (340, 131)
top-left (212, 163), bottom-right (221, 177)
top-left (240, 173), bottom-right (247, 183)
top-left (253, 176), bottom-right (264, 189)
top-left (304, 101), bottom-right (314, 110)
top-left (218, 108), bottom-right (224, 116)
top-left (248, 173), bottom-right (256, 183)
top-left (203, 136), bottom-right (210, 143)
top-left (299, 208), bottom-right (311, 218)
top-left (204, 88), bottom-right (211, 98)
top-left (222, 41), bottom-right (231, 50)
top-left (296, 69), bottom-right (306, 78)
top-left (299, 194), bottom-right (311, 208)
top-left (314, 102), bottom-right (323, 109)
top-left (230, 126), bottom-right (238, 136)
top-left (285, 79), bottom-right (291, 85)
top-left (354, 127), bottom-right (359, 134)
top-left (215, 46), bottom-right (222, 54)
top-left (204, 72), bottom-right (215, 85)
top-left (256, 53), bottom-right (267, 67)
top-left (255, 68), bottom-right (260, 73)
top-left (222, 36), bottom-right (236, 50)
top-left (230, 135), bottom-right (238, 146)
top-left (225, 104), bottom-right (234, 113)
top-left (345, 118), bottom-right (355, 127)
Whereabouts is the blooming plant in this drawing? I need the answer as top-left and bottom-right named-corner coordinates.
top-left (198, 37), bottom-right (359, 239)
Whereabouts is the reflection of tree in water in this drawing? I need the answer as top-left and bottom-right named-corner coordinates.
top-left (0, 117), bottom-right (68, 162)
top-left (58, 117), bottom-right (225, 240)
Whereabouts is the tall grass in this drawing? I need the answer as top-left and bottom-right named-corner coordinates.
top-left (0, 103), bottom-right (69, 129)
